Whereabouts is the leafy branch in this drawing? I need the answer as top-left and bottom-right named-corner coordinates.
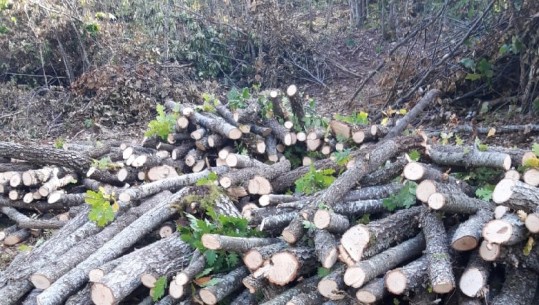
top-left (383, 181), bottom-right (417, 212)
top-left (145, 104), bottom-right (178, 140)
top-left (85, 187), bottom-right (119, 227)
top-left (295, 165), bottom-right (336, 195)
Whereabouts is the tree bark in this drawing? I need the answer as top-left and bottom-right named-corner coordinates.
top-left (451, 208), bottom-right (492, 251)
top-left (384, 255), bottom-right (428, 295)
top-left (427, 144), bottom-right (511, 170)
top-left (341, 206), bottom-right (421, 262)
top-left (420, 207), bottom-right (455, 294)
top-left (201, 234), bottom-right (280, 252)
top-left (492, 178), bottom-right (539, 212)
top-left (313, 210), bottom-right (350, 233)
top-left (428, 192), bottom-right (493, 214)
top-left (490, 267), bottom-right (538, 305)
top-left (314, 229), bottom-right (338, 269)
top-left (119, 167), bottom-right (228, 202)
top-left (198, 266), bottom-right (248, 305)
top-left (0, 142), bottom-right (92, 174)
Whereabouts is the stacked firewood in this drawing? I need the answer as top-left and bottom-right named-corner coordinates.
top-left (1, 86), bottom-right (539, 305)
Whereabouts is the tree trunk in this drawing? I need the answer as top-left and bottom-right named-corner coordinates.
top-left (201, 234), bottom-right (280, 252)
top-left (492, 178), bottom-right (539, 212)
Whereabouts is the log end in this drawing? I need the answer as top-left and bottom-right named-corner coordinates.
top-left (243, 251), bottom-right (264, 270)
top-left (356, 288), bottom-right (377, 303)
top-left (459, 268), bottom-right (485, 298)
top-left (416, 180), bottom-right (436, 203)
top-left (318, 279), bottom-right (345, 300)
top-left (492, 178), bottom-right (515, 204)
top-left (228, 128), bottom-right (242, 140)
top-left (525, 213), bottom-right (539, 233)
top-left (169, 279), bottom-right (187, 299)
top-left (313, 210), bottom-right (331, 229)
top-left (30, 273), bottom-right (51, 290)
top-left (385, 270), bottom-right (407, 295)
top-left (427, 192), bottom-right (445, 210)
top-left (523, 168), bottom-right (539, 186)
top-left (432, 282), bottom-right (455, 294)
top-left (403, 162), bottom-right (425, 181)
top-left (482, 219), bottom-right (513, 244)
top-left (118, 192), bottom-right (131, 202)
top-left (199, 288), bottom-right (218, 305)
top-left (343, 266), bottom-right (365, 288)
top-left (451, 235), bottom-right (478, 251)
top-left (267, 252), bottom-right (299, 286)
top-left (91, 283), bottom-right (116, 305)
top-left (478, 240), bottom-right (501, 261)
top-left (201, 234), bottom-right (220, 250)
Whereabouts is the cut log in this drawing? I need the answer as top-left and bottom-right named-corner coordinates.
top-left (482, 213), bottom-right (527, 245)
top-left (355, 277), bottom-right (387, 304)
top-left (258, 276), bottom-right (318, 305)
top-left (174, 250), bottom-right (205, 286)
top-left (490, 267), bottom-right (538, 305)
top-left (91, 233), bottom-right (192, 305)
top-left (428, 192), bottom-right (493, 214)
top-left (190, 127), bottom-right (207, 140)
top-left (159, 221), bottom-right (176, 238)
top-left (342, 182), bottom-right (403, 201)
top-left (427, 144), bottom-right (511, 170)
top-left (340, 206), bottom-right (421, 262)
top-left (316, 136), bottom-right (424, 209)
top-left (1, 206), bottom-right (65, 229)
top-left (386, 89), bottom-right (440, 138)
top-left (416, 179), bottom-right (474, 203)
top-left (225, 153), bottom-right (267, 169)
top-left (64, 285), bottom-right (92, 305)
top-left (504, 169), bottom-right (521, 181)
top-left (242, 242), bottom-right (288, 270)
top-left (317, 264), bottom-right (346, 300)
top-left (286, 85), bottom-right (305, 129)
top-left (3, 227), bottom-right (31, 245)
top-left (314, 229), bottom-right (338, 269)
top-left (281, 216), bottom-right (308, 244)
top-left (451, 208), bottom-right (493, 251)
top-left (0, 142), bottom-right (92, 174)
top-left (38, 173), bottom-right (77, 197)
top-left (478, 240), bottom-right (502, 261)
top-left (384, 255), bottom-right (428, 295)
top-left (30, 192), bottom-right (171, 289)
top-left (525, 207), bottom-right (539, 233)
top-left (313, 210), bottom-right (350, 233)
top-left (259, 194), bottom-right (301, 207)
top-left (171, 142), bottom-right (195, 160)
top-left (258, 211), bottom-right (297, 234)
top-left (265, 247), bottom-right (316, 286)
top-left (219, 159), bottom-right (290, 189)
top-left (22, 167), bottom-right (56, 186)
top-left (523, 168), bottom-right (539, 186)
top-left (420, 208), bottom-right (455, 294)
top-left (198, 266), bottom-right (249, 305)
top-left (201, 234), bottom-right (280, 252)
top-left (35, 188), bottom-right (191, 305)
top-left (332, 199), bottom-right (385, 217)
top-left (265, 118), bottom-right (293, 146)
top-left (265, 135), bottom-right (279, 162)
top-left (248, 176), bottom-right (272, 195)
top-left (492, 178), bottom-right (539, 212)
top-left (286, 292), bottom-right (324, 305)
top-left (119, 167), bottom-right (228, 202)
top-left (343, 233), bottom-right (425, 288)
top-left (459, 252), bottom-right (491, 298)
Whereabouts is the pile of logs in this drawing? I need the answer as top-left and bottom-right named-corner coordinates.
top-left (1, 86), bottom-right (539, 305)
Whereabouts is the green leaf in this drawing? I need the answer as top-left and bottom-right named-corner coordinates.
top-left (475, 184), bottom-right (494, 201)
top-left (459, 58), bottom-right (476, 70)
top-left (85, 189), bottom-right (117, 227)
top-left (205, 250), bottom-right (218, 266)
top-left (317, 267), bottom-right (331, 278)
top-left (152, 276), bottom-right (167, 301)
top-left (465, 73), bottom-right (482, 81)
top-left (145, 104), bottom-right (178, 140)
top-left (383, 181), bottom-right (417, 211)
top-left (303, 220), bottom-right (316, 230)
top-left (196, 268), bottom-right (214, 279)
top-left (407, 149), bottom-right (421, 162)
top-left (226, 252), bottom-right (239, 268)
top-left (532, 143), bottom-right (539, 157)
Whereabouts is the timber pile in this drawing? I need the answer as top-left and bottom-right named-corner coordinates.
top-left (1, 86), bottom-right (539, 305)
